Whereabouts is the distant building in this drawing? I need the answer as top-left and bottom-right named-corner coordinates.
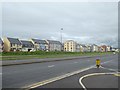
top-left (86, 45), bottom-right (92, 52)
top-left (76, 44), bottom-right (80, 52)
top-left (21, 40), bottom-right (35, 52)
top-left (30, 39), bottom-right (48, 51)
top-left (106, 46), bottom-right (111, 52)
top-left (82, 45), bottom-right (88, 52)
top-left (46, 40), bottom-right (62, 51)
top-left (79, 44), bottom-right (84, 52)
top-left (101, 45), bottom-right (107, 52)
top-left (0, 38), bottom-right (4, 52)
top-left (64, 40), bottom-right (77, 52)
top-left (3, 37), bottom-right (22, 52)
top-left (98, 46), bottom-right (103, 52)
top-left (91, 44), bottom-right (99, 52)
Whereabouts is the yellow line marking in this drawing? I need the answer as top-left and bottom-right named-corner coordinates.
top-left (23, 65), bottom-right (95, 89)
top-left (23, 60), bottom-right (116, 89)
top-left (114, 73), bottom-right (120, 77)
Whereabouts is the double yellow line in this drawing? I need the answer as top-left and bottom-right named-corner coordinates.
top-left (114, 73), bottom-right (120, 77)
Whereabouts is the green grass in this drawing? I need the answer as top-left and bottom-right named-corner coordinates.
top-left (0, 51), bottom-right (113, 60)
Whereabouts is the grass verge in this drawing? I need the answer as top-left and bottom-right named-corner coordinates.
top-left (0, 51), bottom-right (113, 60)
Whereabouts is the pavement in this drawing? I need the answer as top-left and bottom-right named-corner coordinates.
top-left (2, 54), bottom-right (119, 89)
top-left (2, 54), bottom-right (111, 66)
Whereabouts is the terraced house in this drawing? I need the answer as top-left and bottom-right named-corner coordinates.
top-left (46, 40), bottom-right (62, 51)
top-left (30, 39), bottom-right (48, 51)
top-left (91, 44), bottom-right (99, 52)
top-left (21, 40), bottom-right (35, 52)
top-left (3, 37), bottom-right (22, 52)
top-left (0, 38), bottom-right (4, 52)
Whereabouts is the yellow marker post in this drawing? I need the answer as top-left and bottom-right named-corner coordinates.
top-left (96, 59), bottom-right (100, 68)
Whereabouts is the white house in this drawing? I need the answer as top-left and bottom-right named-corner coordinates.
top-left (30, 39), bottom-right (48, 51)
top-left (21, 40), bottom-right (35, 52)
top-left (91, 44), bottom-right (99, 52)
top-left (76, 44), bottom-right (80, 52)
top-left (46, 40), bottom-right (62, 51)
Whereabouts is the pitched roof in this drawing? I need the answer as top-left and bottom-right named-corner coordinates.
top-left (21, 40), bottom-right (34, 48)
top-left (7, 37), bottom-right (21, 45)
top-left (47, 40), bottom-right (62, 45)
top-left (31, 39), bottom-right (47, 44)
top-left (0, 38), bottom-right (3, 44)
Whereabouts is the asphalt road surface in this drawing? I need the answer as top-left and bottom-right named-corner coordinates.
top-left (2, 54), bottom-right (119, 89)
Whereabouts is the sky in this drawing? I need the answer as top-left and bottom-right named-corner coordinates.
top-left (1, 2), bottom-right (118, 47)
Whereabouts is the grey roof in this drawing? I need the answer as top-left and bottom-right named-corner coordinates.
top-left (92, 44), bottom-right (98, 46)
top-left (7, 37), bottom-right (21, 45)
top-left (0, 38), bottom-right (3, 44)
top-left (80, 44), bottom-right (86, 47)
top-left (32, 39), bottom-right (47, 44)
top-left (21, 40), bottom-right (34, 48)
top-left (47, 40), bottom-right (62, 45)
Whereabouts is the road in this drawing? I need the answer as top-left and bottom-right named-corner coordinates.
top-left (2, 54), bottom-right (118, 89)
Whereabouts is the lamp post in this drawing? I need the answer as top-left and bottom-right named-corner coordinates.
top-left (61, 28), bottom-right (63, 44)
top-left (61, 28), bottom-right (63, 51)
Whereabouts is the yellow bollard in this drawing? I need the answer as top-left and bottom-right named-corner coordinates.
top-left (96, 59), bottom-right (100, 68)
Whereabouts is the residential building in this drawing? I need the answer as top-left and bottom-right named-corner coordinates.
top-left (106, 46), bottom-right (111, 52)
top-left (82, 45), bottom-right (88, 52)
top-left (91, 44), bottom-right (99, 52)
top-left (86, 45), bottom-right (92, 52)
top-left (0, 38), bottom-right (3, 52)
top-left (76, 44), bottom-right (80, 52)
top-left (30, 39), bottom-right (48, 51)
top-left (21, 40), bottom-right (35, 52)
top-left (46, 40), bottom-right (62, 51)
top-left (101, 45), bottom-right (107, 52)
top-left (98, 46), bottom-right (103, 52)
top-left (64, 40), bottom-right (77, 52)
top-left (3, 37), bottom-right (22, 52)
top-left (79, 44), bottom-right (84, 52)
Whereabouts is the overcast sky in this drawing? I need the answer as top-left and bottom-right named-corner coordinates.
top-left (1, 2), bottom-right (118, 47)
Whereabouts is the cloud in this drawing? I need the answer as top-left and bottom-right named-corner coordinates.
top-left (1, 2), bottom-right (118, 47)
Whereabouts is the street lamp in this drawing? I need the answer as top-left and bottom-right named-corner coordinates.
top-left (61, 28), bottom-right (63, 44)
top-left (61, 28), bottom-right (63, 51)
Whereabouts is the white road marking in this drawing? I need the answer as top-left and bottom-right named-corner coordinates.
top-left (48, 65), bottom-right (55, 68)
top-left (23, 65), bottom-right (95, 89)
top-left (23, 59), bottom-right (116, 89)
top-left (100, 66), bottom-right (118, 72)
top-left (0, 73), bottom-right (2, 75)
top-left (74, 62), bottom-right (78, 64)
top-left (79, 59), bottom-right (118, 90)
top-left (79, 72), bottom-right (119, 90)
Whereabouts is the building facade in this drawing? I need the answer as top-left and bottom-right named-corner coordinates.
top-left (46, 40), bottom-right (62, 51)
top-left (3, 37), bottom-right (22, 52)
top-left (91, 44), bottom-right (99, 52)
top-left (100, 45), bottom-right (107, 52)
top-left (30, 39), bottom-right (48, 51)
top-left (0, 38), bottom-right (3, 52)
top-left (21, 40), bottom-right (35, 52)
top-left (106, 46), bottom-right (111, 52)
top-left (64, 40), bottom-right (77, 52)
